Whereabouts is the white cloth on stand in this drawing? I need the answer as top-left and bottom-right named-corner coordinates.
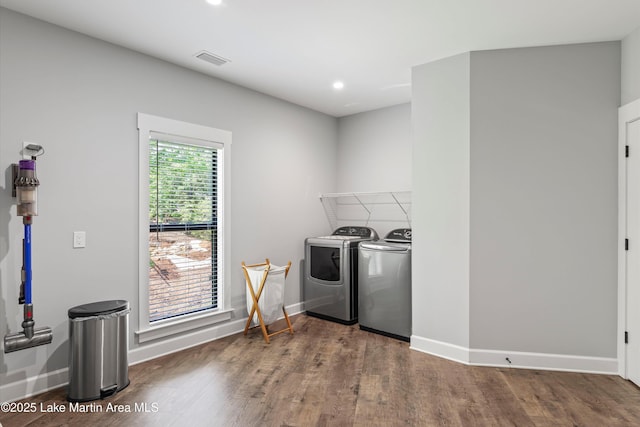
top-left (245, 264), bottom-right (287, 325)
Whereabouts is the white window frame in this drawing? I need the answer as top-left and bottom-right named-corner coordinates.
top-left (136, 113), bottom-right (232, 343)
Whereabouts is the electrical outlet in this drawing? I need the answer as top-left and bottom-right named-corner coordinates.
top-left (73, 231), bottom-right (86, 248)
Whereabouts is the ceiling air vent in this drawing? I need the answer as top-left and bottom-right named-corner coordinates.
top-left (195, 50), bottom-right (230, 66)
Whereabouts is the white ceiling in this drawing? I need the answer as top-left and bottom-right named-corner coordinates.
top-left (1, 0), bottom-right (639, 117)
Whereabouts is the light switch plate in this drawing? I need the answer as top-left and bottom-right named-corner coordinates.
top-left (73, 231), bottom-right (86, 248)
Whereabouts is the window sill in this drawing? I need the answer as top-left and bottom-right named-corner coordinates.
top-left (135, 309), bottom-right (233, 343)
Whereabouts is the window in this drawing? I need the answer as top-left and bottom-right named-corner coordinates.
top-left (137, 113), bottom-right (232, 342)
top-left (149, 140), bottom-right (217, 321)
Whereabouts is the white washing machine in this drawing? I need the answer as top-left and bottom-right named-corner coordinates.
top-left (358, 228), bottom-right (412, 341)
top-left (303, 226), bottom-right (378, 324)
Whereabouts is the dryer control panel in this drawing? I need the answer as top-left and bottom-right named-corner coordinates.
top-left (385, 228), bottom-right (412, 243)
top-left (332, 226), bottom-right (378, 239)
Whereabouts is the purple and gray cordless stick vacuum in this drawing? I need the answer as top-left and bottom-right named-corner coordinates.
top-left (4, 153), bottom-right (53, 353)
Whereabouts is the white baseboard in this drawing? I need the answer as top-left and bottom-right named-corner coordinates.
top-left (128, 318), bottom-right (246, 365)
top-left (410, 334), bottom-right (618, 375)
top-left (410, 335), bottom-right (470, 364)
top-left (284, 302), bottom-right (304, 316)
top-left (0, 367), bottom-right (69, 404)
top-left (469, 348), bottom-right (618, 374)
top-left (1, 302), bottom-right (304, 403)
top-left (131, 301), bottom-right (304, 365)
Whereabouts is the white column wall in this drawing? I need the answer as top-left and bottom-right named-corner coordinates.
top-left (411, 53), bottom-right (471, 355)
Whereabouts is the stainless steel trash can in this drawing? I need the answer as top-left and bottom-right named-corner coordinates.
top-left (67, 300), bottom-right (130, 402)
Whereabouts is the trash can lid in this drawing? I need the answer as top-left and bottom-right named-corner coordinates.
top-left (68, 300), bottom-right (129, 319)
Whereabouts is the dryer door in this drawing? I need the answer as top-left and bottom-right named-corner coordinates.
top-left (309, 245), bottom-right (342, 283)
top-left (304, 241), bottom-right (357, 323)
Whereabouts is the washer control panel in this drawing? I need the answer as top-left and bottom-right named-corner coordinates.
top-left (385, 228), bottom-right (412, 243)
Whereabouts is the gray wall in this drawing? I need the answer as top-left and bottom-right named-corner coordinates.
top-left (412, 42), bottom-right (620, 359)
top-left (622, 26), bottom-right (640, 105)
top-left (336, 103), bottom-right (412, 193)
top-left (469, 43), bottom-right (620, 357)
top-left (335, 103), bottom-right (412, 237)
top-left (411, 53), bottom-right (471, 348)
top-left (0, 8), bottom-right (336, 391)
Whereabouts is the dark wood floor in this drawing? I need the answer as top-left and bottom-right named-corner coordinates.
top-left (2, 314), bottom-right (640, 426)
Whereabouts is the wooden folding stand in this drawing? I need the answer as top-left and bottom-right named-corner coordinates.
top-left (242, 259), bottom-right (294, 343)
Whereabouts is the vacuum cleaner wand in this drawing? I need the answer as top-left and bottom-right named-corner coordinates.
top-left (4, 156), bottom-right (53, 353)
top-left (22, 220), bottom-right (35, 338)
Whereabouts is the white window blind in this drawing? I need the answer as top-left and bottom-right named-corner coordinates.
top-left (148, 139), bottom-right (218, 322)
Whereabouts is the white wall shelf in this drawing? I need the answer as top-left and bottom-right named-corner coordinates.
top-left (319, 191), bottom-right (412, 231)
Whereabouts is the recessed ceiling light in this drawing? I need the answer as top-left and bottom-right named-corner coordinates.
top-left (206, 0), bottom-right (223, 5)
top-left (333, 81), bottom-right (344, 90)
